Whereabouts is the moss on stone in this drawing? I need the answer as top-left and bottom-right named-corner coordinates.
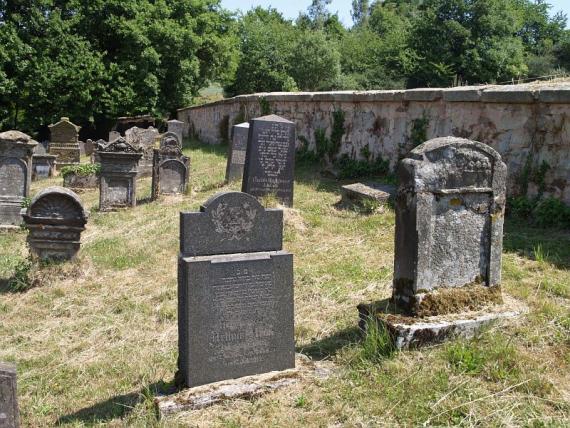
top-left (414, 284), bottom-right (503, 317)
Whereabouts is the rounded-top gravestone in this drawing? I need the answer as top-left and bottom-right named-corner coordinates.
top-left (23, 186), bottom-right (88, 261)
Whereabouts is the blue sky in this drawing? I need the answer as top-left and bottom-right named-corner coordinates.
top-left (221, 0), bottom-right (570, 28)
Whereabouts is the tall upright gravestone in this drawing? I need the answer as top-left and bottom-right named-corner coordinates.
top-left (178, 192), bottom-right (295, 388)
top-left (151, 133), bottom-right (189, 199)
top-left (225, 122), bottom-right (249, 183)
top-left (96, 138), bottom-right (143, 211)
top-left (359, 137), bottom-right (512, 349)
top-left (0, 131), bottom-right (36, 228)
top-left (0, 362), bottom-right (19, 428)
top-left (48, 117), bottom-right (81, 169)
top-left (167, 119), bottom-right (185, 143)
top-left (242, 115), bottom-right (296, 206)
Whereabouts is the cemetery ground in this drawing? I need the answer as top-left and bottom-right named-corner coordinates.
top-left (0, 141), bottom-right (569, 427)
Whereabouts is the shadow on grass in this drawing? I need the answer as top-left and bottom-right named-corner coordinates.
top-left (56, 380), bottom-right (175, 425)
top-left (503, 218), bottom-right (570, 269)
top-left (297, 326), bottom-right (361, 360)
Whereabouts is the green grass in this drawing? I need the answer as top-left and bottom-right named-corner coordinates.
top-left (0, 140), bottom-right (568, 426)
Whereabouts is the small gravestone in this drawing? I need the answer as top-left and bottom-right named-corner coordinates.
top-left (96, 138), bottom-right (143, 211)
top-left (48, 117), bottom-right (81, 169)
top-left (340, 182), bottom-right (396, 207)
top-left (178, 191), bottom-right (294, 388)
top-left (0, 131), bottom-right (36, 228)
top-left (225, 122), bottom-right (249, 183)
top-left (32, 142), bottom-right (57, 180)
top-left (358, 137), bottom-right (522, 349)
top-left (151, 133), bottom-right (189, 199)
top-left (125, 126), bottom-right (159, 176)
top-left (167, 119), bottom-right (185, 143)
top-left (242, 115), bottom-right (296, 206)
top-left (83, 140), bottom-right (94, 157)
top-left (0, 362), bottom-right (18, 428)
top-left (23, 187), bottom-right (88, 261)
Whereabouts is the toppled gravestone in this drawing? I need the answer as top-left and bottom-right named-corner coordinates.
top-left (0, 131), bottom-right (36, 228)
top-left (340, 182), bottom-right (396, 208)
top-left (358, 137), bottom-right (526, 349)
top-left (23, 186), bottom-right (88, 261)
top-left (177, 191), bottom-right (294, 388)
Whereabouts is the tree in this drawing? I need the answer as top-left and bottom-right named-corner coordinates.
top-left (351, 0), bottom-right (370, 27)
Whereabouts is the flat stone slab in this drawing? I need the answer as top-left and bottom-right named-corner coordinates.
top-left (358, 295), bottom-right (528, 350)
top-left (155, 354), bottom-right (333, 418)
top-left (341, 182), bottom-right (396, 205)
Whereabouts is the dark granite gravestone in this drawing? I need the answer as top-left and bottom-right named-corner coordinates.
top-left (23, 187), bottom-right (88, 261)
top-left (178, 191), bottom-right (294, 388)
top-left (0, 131), bottom-right (36, 228)
top-left (167, 119), bottom-right (185, 143)
top-left (242, 115), bottom-right (296, 206)
top-left (0, 362), bottom-right (18, 428)
top-left (48, 117), bottom-right (81, 169)
top-left (96, 138), bottom-right (143, 211)
top-left (151, 133), bottom-right (189, 199)
top-left (125, 126), bottom-right (159, 176)
top-left (357, 137), bottom-right (516, 349)
top-left (225, 122), bottom-right (249, 183)
top-left (32, 143), bottom-right (57, 180)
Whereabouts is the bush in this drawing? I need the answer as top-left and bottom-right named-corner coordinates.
top-left (60, 163), bottom-right (101, 179)
top-left (507, 196), bottom-right (570, 229)
top-left (334, 154), bottom-right (390, 180)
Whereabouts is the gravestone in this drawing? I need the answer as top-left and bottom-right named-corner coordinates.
top-left (32, 143), bottom-right (56, 180)
top-left (23, 187), bottom-right (88, 261)
top-left (0, 131), bottom-right (36, 228)
top-left (0, 362), bottom-right (18, 428)
top-left (125, 126), bottom-right (159, 176)
top-left (358, 137), bottom-right (515, 349)
top-left (48, 117), bottom-right (81, 169)
top-left (167, 119), bottom-right (185, 143)
top-left (151, 133), bottom-right (189, 199)
top-left (242, 115), bottom-right (296, 206)
top-left (108, 131), bottom-right (121, 142)
top-left (225, 122), bottom-right (249, 183)
top-left (178, 191), bottom-right (294, 388)
top-left (340, 182), bottom-right (396, 207)
top-left (96, 138), bottom-right (143, 211)
top-left (83, 140), bottom-right (94, 157)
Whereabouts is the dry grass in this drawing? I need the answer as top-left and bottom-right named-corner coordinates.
top-left (0, 140), bottom-right (568, 427)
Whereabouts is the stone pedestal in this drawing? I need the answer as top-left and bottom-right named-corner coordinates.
top-left (96, 138), bottom-right (143, 211)
top-left (23, 187), bottom-right (88, 261)
top-left (178, 192), bottom-right (294, 388)
top-left (151, 133), bottom-right (189, 199)
top-left (0, 362), bottom-right (19, 428)
top-left (0, 131), bottom-right (37, 228)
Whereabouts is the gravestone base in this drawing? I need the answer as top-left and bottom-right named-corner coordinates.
top-left (357, 294), bottom-right (527, 350)
top-left (157, 354), bottom-right (333, 418)
top-left (340, 182), bottom-right (396, 207)
top-left (26, 224), bottom-right (84, 261)
top-left (0, 199), bottom-right (24, 229)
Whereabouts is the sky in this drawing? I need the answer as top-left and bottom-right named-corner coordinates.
top-left (221, 0), bottom-right (570, 28)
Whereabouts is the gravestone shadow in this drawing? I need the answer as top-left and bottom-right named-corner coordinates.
top-left (297, 326), bottom-right (362, 361)
top-left (56, 380), bottom-right (174, 425)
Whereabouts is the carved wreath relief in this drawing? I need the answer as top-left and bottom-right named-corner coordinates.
top-left (210, 201), bottom-right (257, 241)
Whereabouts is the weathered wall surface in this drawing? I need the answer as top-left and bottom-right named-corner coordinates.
top-left (178, 84), bottom-right (570, 203)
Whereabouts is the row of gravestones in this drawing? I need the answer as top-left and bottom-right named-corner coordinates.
top-left (1, 127), bottom-right (510, 421)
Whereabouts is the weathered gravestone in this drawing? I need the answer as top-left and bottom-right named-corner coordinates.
top-left (151, 133), bottom-right (189, 199)
top-left (108, 131), bottom-right (121, 142)
top-left (0, 362), bottom-right (18, 428)
top-left (225, 122), bottom-right (249, 183)
top-left (48, 117), bottom-right (80, 169)
top-left (96, 138), bottom-right (143, 211)
top-left (23, 187), bottom-right (88, 261)
top-left (358, 137), bottom-right (518, 349)
top-left (178, 191), bottom-right (294, 387)
top-left (0, 131), bottom-right (36, 228)
top-left (167, 119), bottom-right (185, 143)
top-left (242, 115), bottom-right (296, 206)
top-left (125, 126), bottom-right (159, 176)
top-left (32, 143), bottom-right (57, 180)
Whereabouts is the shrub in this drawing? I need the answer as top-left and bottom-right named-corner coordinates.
top-left (60, 163), bottom-right (101, 179)
top-left (507, 196), bottom-right (570, 229)
top-left (334, 154), bottom-right (390, 180)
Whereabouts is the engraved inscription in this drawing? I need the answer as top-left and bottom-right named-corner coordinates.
top-left (207, 261), bottom-right (278, 367)
top-left (232, 150), bottom-right (246, 165)
top-left (257, 123), bottom-right (290, 178)
top-left (159, 160), bottom-right (185, 194)
top-left (107, 178), bottom-right (129, 203)
top-left (0, 158), bottom-right (26, 197)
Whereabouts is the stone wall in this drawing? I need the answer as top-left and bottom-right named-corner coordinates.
top-left (177, 83), bottom-right (570, 204)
